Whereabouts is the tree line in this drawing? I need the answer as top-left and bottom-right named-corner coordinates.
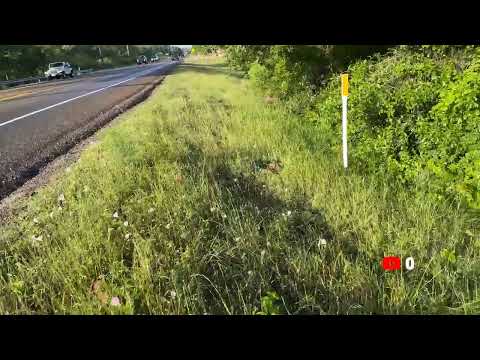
top-left (0, 45), bottom-right (183, 80)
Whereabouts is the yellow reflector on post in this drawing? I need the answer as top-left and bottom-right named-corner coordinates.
top-left (341, 73), bottom-right (349, 97)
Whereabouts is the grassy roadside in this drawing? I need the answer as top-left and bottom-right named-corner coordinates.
top-left (0, 57), bottom-right (479, 314)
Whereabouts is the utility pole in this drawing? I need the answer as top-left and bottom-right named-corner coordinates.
top-left (126, 45), bottom-right (130, 57)
top-left (98, 46), bottom-right (103, 63)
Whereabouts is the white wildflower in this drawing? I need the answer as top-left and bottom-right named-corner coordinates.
top-left (123, 221), bottom-right (129, 227)
top-left (247, 270), bottom-right (253, 276)
top-left (233, 178), bottom-right (238, 183)
top-left (318, 238), bottom-right (327, 247)
top-left (125, 233), bottom-right (131, 240)
top-left (32, 235), bottom-right (43, 243)
top-left (113, 212), bottom-right (119, 219)
top-left (261, 250), bottom-right (266, 257)
top-left (170, 290), bottom-right (177, 299)
top-left (221, 213), bottom-right (227, 219)
top-left (110, 297), bottom-right (121, 306)
top-left (165, 223), bottom-right (171, 229)
top-left (148, 208), bottom-right (155, 213)
top-left (210, 207), bottom-right (216, 212)
top-left (58, 193), bottom-right (65, 202)
top-left (235, 237), bottom-right (241, 242)
top-left (33, 218), bottom-right (39, 224)
top-left (286, 210), bottom-right (292, 217)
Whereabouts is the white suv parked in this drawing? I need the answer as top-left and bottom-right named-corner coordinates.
top-left (45, 62), bottom-right (74, 80)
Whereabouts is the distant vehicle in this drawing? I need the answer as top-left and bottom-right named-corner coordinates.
top-left (136, 55), bottom-right (148, 65)
top-left (171, 56), bottom-right (179, 61)
top-left (45, 62), bottom-right (74, 80)
top-left (150, 55), bottom-right (159, 62)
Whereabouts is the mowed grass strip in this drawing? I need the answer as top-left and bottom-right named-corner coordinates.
top-left (0, 58), bottom-right (479, 314)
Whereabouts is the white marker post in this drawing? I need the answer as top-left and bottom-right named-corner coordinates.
top-left (341, 73), bottom-right (349, 169)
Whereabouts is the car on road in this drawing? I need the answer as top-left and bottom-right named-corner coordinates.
top-left (150, 55), bottom-right (159, 62)
top-left (45, 62), bottom-right (74, 80)
top-left (136, 55), bottom-right (148, 65)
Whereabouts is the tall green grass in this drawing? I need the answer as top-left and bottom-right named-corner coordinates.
top-left (0, 59), bottom-right (478, 314)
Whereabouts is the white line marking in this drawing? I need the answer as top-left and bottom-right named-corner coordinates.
top-left (0, 64), bottom-right (167, 129)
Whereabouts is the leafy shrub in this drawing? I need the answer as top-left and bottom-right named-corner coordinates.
top-left (425, 54), bottom-right (480, 207)
top-left (227, 45), bottom-right (388, 104)
top-left (313, 46), bottom-right (480, 208)
top-left (248, 62), bottom-right (271, 95)
top-left (256, 291), bottom-right (283, 315)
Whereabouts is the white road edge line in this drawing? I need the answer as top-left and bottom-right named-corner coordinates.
top-left (0, 64), bottom-right (167, 129)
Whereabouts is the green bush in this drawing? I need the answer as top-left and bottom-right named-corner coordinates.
top-left (313, 46), bottom-right (480, 208)
top-left (248, 62), bottom-right (270, 95)
top-left (227, 45), bottom-right (391, 119)
top-left (425, 54), bottom-right (480, 207)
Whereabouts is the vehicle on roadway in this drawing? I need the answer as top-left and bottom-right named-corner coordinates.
top-left (136, 55), bottom-right (148, 65)
top-left (45, 62), bottom-right (74, 80)
top-left (150, 55), bottom-right (159, 62)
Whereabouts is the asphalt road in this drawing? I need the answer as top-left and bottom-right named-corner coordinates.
top-left (0, 60), bottom-right (176, 199)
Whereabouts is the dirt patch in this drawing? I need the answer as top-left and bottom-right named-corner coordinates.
top-left (0, 74), bottom-right (169, 223)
